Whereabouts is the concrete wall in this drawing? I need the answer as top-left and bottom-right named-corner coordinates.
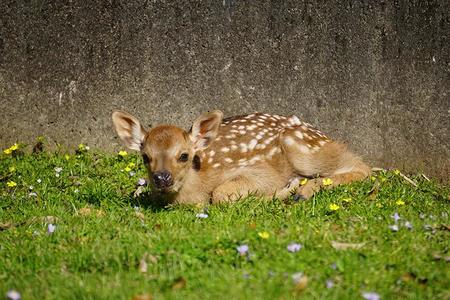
top-left (0, 0), bottom-right (449, 179)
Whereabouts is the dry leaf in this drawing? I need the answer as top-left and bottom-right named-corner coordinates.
top-left (432, 253), bottom-right (450, 262)
top-left (135, 211), bottom-right (145, 221)
top-left (331, 241), bottom-right (365, 250)
top-left (139, 258), bottom-right (148, 273)
top-left (293, 275), bottom-right (308, 292)
top-left (78, 207), bottom-right (105, 217)
top-left (401, 272), bottom-right (417, 282)
top-left (153, 224), bottom-right (162, 230)
top-left (171, 277), bottom-right (186, 290)
top-left (147, 254), bottom-right (158, 264)
top-left (439, 224), bottom-right (450, 231)
top-left (132, 294), bottom-right (153, 300)
top-left (0, 222), bottom-right (13, 230)
top-left (248, 222), bottom-right (257, 229)
top-left (134, 186), bottom-right (146, 198)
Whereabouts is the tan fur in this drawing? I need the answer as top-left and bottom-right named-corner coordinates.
top-left (112, 111), bottom-right (371, 204)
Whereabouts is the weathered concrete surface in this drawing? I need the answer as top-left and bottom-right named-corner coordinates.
top-left (0, 1), bottom-right (449, 179)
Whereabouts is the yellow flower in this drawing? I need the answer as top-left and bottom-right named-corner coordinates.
top-left (9, 166), bottom-right (16, 173)
top-left (7, 181), bottom-right (17, 188)
top-left (300, 178), bottom-right (308, 186)
top-left (370, 176), bottom-right (376, 181)
top-left (65, 154), bottom-right (70, 161)
top-left (322, 178), bottom-right (333, 186)
top-left (376, 203), bottom-right (383, 208)
top-left (329, 203), bottom-right (340, 211)
top-left (118, 150), bottom-right (128, 157)
top-left (393, 169), bottom-right (400, 175)
top-left (342, 197), bottom-right (352, 203)
top-left (396, 199), bottom-right (405, 206)
top-left (258, 231), bottom-right (270, 239)
top-left (124, 166), bottom-right (132, 172)
top-left (78, 144), bottom-right (85, 151)
top-left (3, 143), bottom-right (19, 155)
top-left (127, 162), bottom-right (135, 169)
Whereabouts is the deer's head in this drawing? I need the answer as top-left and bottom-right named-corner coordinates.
top-left (112, 110), bottom-right (223, 193)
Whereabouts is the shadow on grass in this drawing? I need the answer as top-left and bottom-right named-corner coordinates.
top-left (125, 191), bottom-right (172, 212)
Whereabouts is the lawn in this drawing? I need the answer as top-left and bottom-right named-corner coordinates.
top-left (0, 143), bottom-right (449, 300)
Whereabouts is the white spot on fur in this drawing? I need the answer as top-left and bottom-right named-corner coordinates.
top-left (238, 125), bottom-right (245, 130)
top-left (224, 157), bottom-right (233, 163)
top-left (257, 122), bottom-right (264, 127)
top-left (213, 163), bottom-right (221, 168)
top-left (221, 147), bottom-right (230, 152)
top-left (299, 145), bottom-right (310, 153)
top-left (239, 130), bottom-right (246, 135)
top-left (248, 139), bottom-right (258, 150)
top-left (240, 143), bottom-right (248, 152)
top-left (290, 115), bottom-right (301, 125)
top-left (231, 144), bottom-right (238, 150)
top-left (319, 140), bottom-right (327, 146)
top-left (284, 136), bottom-right (295, 146)
top-left (209, 150), bottom-right (215, 157)
top-left (295, 131), bottom-right (304, 139)
top-left (268, 147), bottom-right (278, 157)
top-left (208, 157), bottom-right (213, 163)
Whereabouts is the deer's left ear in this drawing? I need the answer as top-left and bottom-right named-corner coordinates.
top-left (190, 110), bottom-right (223, 151)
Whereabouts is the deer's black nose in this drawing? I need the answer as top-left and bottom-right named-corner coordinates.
top-left (152, 170), bottom-right (173, 189)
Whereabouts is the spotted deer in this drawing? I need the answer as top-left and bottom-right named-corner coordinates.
top-left (112, 110), bottom-right (371, 204)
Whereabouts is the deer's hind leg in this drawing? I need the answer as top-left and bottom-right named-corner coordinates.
top-left (279, 128), bottom-right (371, 199)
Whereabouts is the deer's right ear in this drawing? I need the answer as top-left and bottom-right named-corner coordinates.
top-left (112, 111), bottom-right (146, 151)
top-left (190, 110), bottom-right (223, 151)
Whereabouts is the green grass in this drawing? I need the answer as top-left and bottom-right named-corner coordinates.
top-left (0, 144), bottom-right (449, 299)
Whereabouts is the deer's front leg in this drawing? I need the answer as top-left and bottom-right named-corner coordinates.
top-left (211, 176), bottom-right (256, 204)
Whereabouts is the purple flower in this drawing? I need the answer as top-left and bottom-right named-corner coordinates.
top-left (47, 224), bottom-right (56, 234)
top-left (404, 221), bottom-right (413, 230)
top-left (287, 242), bottom-right (302, 253)
top-left (236, 244), bottom-right (249, 255)
top-left (326, 279), bottom-right (334, 289)
top-left (391, 212), bottom-right (400, 223)
top-left (388, 224), bottom-right (399, 232)
top-left (362, 292), bottom-right (380, 300)
top-left (330, 263), bottom-right (337, 270)
top-left (137, 178), bottom-right (146, 186)
top-left (6, 290), bottom-right (21, 300)
top-left (196, 213), bottom-right (208, 219)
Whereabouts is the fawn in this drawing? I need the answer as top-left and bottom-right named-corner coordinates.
top-left (112, 110), bottom-right (371, 204)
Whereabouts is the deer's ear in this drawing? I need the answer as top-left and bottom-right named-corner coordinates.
top-left (190, 110), bottom-right (223, 151)
top-left (112, 110), bottom-right (146, 151)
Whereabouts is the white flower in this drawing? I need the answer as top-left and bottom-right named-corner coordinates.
top-left (6, 290), bottom-right (21, 300)
top-left (47, 224), bottom-right (56, 234)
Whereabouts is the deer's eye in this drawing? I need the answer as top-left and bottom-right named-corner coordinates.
top-left (142, 154), bottom-right (151, 164)
top-left (179, 153), bottom-right (189, 162)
